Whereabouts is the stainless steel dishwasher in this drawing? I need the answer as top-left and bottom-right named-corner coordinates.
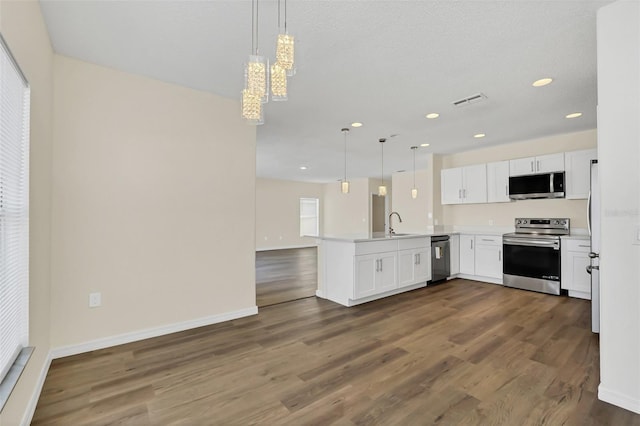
top-left (431, 235), bottom-right (450, 283)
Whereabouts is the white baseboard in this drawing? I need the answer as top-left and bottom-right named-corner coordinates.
top-left (21, 349), bottom-right (52, 426)
top-left (315, 289), bottom-right (324, 298)
top-left (256, 244), bottom-right (317, 252)
top-left (50, 306), bottom-right (258, 359)
top-left (599, 384), bottom-right (640, 414)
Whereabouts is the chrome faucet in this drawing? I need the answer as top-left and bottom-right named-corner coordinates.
top-left (388, 211), bottom-right (403, 235)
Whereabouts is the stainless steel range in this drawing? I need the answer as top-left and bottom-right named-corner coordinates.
top-left (502, 218), bottom-right (570, 295)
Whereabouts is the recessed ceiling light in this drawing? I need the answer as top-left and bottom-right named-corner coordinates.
top-left (474, 133), bottom-right (486, 139)
top-left (425, 113), bottom-right (440, 119)
top-left (565, 112), bottom-right (583, 119)
top-left (351, 122), bottom-right (363, 127)
top-left (299, 166), bottom-right (308, 170)
top-left (420, 143), bottom-right (430, 147)
top-left (532, 78), bottom-right (553, 87)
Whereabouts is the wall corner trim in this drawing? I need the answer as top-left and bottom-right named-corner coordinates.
top-left (21, 350), bottom-right (52, 426)
top-left (598, 384), bottom-right (640, 414)
top-left (50, 306), bottom-right (259, 360)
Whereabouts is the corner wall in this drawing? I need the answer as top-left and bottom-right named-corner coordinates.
top-left (323, 178), bottom-right (371, 236)
top-left (49, 55), bottom-right (257, 349)
top-left (0, 0), bottom-right (54, 424)
top-left (255, 178), bottom-right (324, 250)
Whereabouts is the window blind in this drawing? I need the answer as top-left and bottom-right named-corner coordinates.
top-left (0, 34), bottom-right (30, 385)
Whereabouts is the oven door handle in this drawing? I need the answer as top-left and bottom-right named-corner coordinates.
top-left (503, 237), bottom-right (559, 249)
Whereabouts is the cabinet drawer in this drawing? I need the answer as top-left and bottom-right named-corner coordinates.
top-left (398, 237), bottom-right (430, 250)
top-left (355, 240), bottom-right (398, 255)
top-left (564, 239), bottom-right (591, 252)
top-left (475, 235), bottom-right (502, 245)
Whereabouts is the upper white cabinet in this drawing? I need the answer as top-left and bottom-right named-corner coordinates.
top-left (509, 153), bottom-right (564, 176)
top-left (486, 161), bottom-right (510, 203)
top-left (565, 149), bottom-right (597, 199)
top-left (441, 164), bottom-right (487, 205)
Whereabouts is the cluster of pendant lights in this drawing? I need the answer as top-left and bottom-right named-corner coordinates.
top-left (339, 129), bottom-right (420, 199)
top-left (242, 0), bottom-right (295, 125)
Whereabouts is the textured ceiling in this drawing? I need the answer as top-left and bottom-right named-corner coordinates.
top-left (40, 0), bottom-right (612, 183)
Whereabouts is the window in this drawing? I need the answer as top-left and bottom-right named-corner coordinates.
top-left (299, 198), bottom-right (319, 237)
top-left (0, 33), bottom-right (30, 398)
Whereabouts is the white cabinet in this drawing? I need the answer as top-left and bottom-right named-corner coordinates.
top-left (459, 234), bottom-right (475, 275)
top-left (510, 153), bottom-right (564, 176)
top-left (398, 238), bottom-right (431, 288)
top-left (441, 164), bottom-right (487, 205)
top-left (398, 248), bottom-right (430, 288)
top-left (561, 238), bottom-right (592, 299)
top-left (449, 234), bottom-right (460, 276)
top-left (474, 235), bottom-right (503, 280)
top-left (565, 149), bottom-right (597, 199)
top-left (458, 234), bottom-right (503, 284)
top-left (321, 237), bottom-right (432, 307)
top-left (487, 161), bottom-right (510, 203)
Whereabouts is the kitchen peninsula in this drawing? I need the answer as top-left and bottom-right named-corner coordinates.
top-left (317, 233), bottom-right (436, 307)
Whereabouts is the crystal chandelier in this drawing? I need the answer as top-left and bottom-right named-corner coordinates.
top-left (341, 128), bottom-right (350, 194)
top-left (378, 138), bottom-right (387, 197)
top-left (242, 0), bottom-right (268, 124)
top-left (275, 0), bottom-right (295, 76)
top-left (411, 146), bottom-right (418, 199)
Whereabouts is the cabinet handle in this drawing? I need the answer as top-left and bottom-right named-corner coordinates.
top-left (537, 160), bottom-right (540, 171)
top-left (375, 259), bottom-right (379, 272)
top-left (531, 161), bottom-right (534, 172)
top-left (499, 250), bottom-right (501, 261)
top-left (579, 245), bottom-right (590, 248)
top-left (470, 240), bottom-right (473, 250)
top-left (463, 189), bottom-right (467, 199)
top-left (417, 254), bottom-right (421, 265)
top-left (458, 189), bottom-right (462, 199)
top-left (380, 259), bottom-right (383, 272)
top-left (505, 185), bottom-right (508, 196)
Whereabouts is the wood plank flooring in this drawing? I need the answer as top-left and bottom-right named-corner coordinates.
top-left (33, 279), bottom-right (640, 425)
top-left (256, 247), bottom-right (317, 307)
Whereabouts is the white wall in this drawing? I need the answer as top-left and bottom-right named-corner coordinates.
top-left (256, 178), bottom-right (324, 250)
top-left (0, 1), bottom-right (54, 424)
top-left (440, 129), bottom-right (597, 229)
top-left (323, 178), bottom-right (371, 236)
top-left (49, 56), bottom-right (257, 348)
top-left (596, 0), bottom-right (640, 414)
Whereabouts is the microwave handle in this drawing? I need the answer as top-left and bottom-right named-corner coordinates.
top-left (550, 173), bottom-right (555, 193)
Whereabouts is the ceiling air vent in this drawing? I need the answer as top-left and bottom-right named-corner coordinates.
top-left (452, 93), bottom-right (487, 107)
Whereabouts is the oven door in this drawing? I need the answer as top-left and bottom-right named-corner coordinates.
top-left (503, 236), bottom-right (561, 295)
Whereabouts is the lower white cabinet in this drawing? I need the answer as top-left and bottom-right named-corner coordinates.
top-left (354, 252), bottom-right (397, 299)
top-left (398, 247), bottom-right (431, 288)
top-left (458, 234), bottom-right (503, 284)
top-left (320, 236), bottom-right (431, 307)
top-left (474, 236), bottom-right (503, 280)
top-left (459, 235), bottom-right (475, 275)
top-left (449, 234), bottom-right (460, 276)
top-left (561, 238), bottom-right (592, 299)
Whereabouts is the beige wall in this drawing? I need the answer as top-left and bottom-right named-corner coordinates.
top-left (323, 178), bottom-right (371, 236)
top-left (256, 178), bottom-right (323, 250)
top-left (49, 56), bottom-right (256, 347)
top-left (0, 1), bottom-right (54, 424)
top-left (440, 129), bottom-right (597, 229)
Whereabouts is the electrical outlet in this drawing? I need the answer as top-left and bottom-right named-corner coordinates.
top-left (89, 292), bottom-right (101, 308)
top-left (488, 219), bottom-right (494, 226)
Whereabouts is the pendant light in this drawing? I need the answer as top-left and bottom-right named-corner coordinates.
top-left (242, 0), bottom-right (268, 124)
top-left (411, 146), bottom-right (418, 199)
top-left (378, 138), bottom-right (387, 196)
top-left (270, 0), bottom-right (289, 101)
top-left (275, 0), bottom-right (295, 77)
top-left (341, 128), bottom-right (350, 194)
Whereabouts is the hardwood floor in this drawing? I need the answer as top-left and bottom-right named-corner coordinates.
top-left (256, 247), bottom-right (317, 307)
top-left (33, 279), bottom-right (640, 425)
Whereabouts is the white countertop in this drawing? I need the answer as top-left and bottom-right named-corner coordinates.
top-left (317, 232), bottom-right (454, 243)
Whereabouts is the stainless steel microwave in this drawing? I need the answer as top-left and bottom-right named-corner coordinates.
top-left (508, 172), bottom-right (565, 200)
